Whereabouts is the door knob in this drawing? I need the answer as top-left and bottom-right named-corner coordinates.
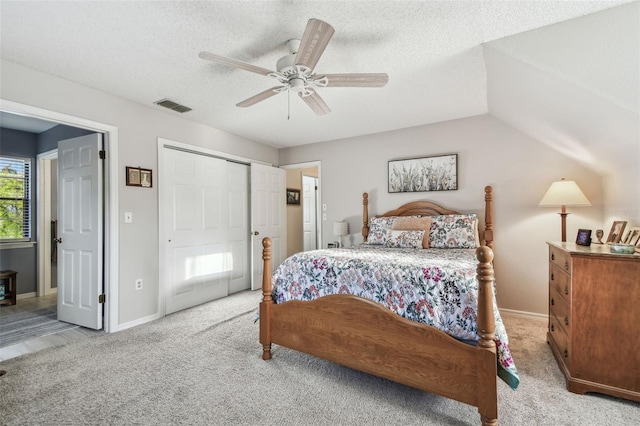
top-left (54, 238), bottom-right (62, 244)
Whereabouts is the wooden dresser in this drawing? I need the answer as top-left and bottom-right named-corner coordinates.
top-left (547, 242), bottom-right (640, 402)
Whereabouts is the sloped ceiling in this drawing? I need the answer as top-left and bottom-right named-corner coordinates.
top-left (485, 1), bottom-right (639, 180)
top-left (0, 0), bottom-right (634, 148)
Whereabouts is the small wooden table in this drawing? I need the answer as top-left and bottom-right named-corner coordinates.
top-left (0, 270), bottom-right (18, 306)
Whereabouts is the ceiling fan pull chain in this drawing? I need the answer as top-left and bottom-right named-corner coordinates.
top-left (287, 87), bottom-right (291, 120)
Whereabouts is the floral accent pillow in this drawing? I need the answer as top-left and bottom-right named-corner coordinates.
top-left (384, 230), bottom-right (425, 249)
top-left (430, 214), bottom-right (479, 249)
top-left (366, 216), bottom-right (396, 245)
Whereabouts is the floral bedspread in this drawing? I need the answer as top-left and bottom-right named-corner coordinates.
top-left (271, 245), bottom-right (520, 390)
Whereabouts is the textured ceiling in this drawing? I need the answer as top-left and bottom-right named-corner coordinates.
top-left (0, 111), bottom-right (58, 134)
top-left (0, 1), bottom-right (632, 148)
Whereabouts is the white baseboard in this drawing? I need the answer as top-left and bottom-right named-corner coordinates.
top-left (114, 312), bottom-right (163, 332)
top-left (499, 308), bottom-right (547, 321)
top-left (17, 292), bottom-right (37, 300)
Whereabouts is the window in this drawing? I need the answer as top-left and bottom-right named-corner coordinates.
top-left (0, 156), bottom-right (31, 241)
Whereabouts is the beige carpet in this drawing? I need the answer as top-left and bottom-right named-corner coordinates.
top-left (0, 290), bottom-right (638, 425)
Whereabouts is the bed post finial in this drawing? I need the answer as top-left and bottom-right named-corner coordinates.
top-left (484, 186), bottom-right (494, 249)
top-left (362, 192), bottom-right (369, 242)
top-left (261, 237), bottom-right (272, 303)
top-left (260, 237), bottom-right (273, 360)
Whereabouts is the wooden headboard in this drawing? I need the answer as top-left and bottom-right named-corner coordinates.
top-left (362, 186), bottom-right (494, 248)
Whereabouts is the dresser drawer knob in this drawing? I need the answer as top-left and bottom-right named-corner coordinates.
top-left (551, 298), bottom-right (555, 306)
top-left (550, 324), bottom-right (555, 332)
top-left (564, 349), bottom-right (569, 358)
top-left (551, 253), bottom-right (555, 261)
top-left (551, 273), bottom-right (555, 281)
top-left (564, 285), bottom-right (569, 295)
top-left (565, 316), bottom-right (569, 326)
top-left (564, 261), bottom-right (569, 270)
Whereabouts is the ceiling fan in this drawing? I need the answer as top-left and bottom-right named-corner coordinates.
top-left (199, 18), bottom-right (389, 116)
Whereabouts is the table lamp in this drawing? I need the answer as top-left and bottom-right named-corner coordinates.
top-left (333, 221), bottom-right (349, 248)
top-left (539, 178), bottom-right (591, 242)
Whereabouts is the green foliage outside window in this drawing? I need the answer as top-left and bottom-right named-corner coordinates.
top-left (0, 157), bottom-right (31, 240)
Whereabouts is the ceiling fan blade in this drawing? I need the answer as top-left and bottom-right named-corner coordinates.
top-left (236, 87), bottom-right (283, 107)
top-left (299, 91), bottom-right (331, 116)
top-left (199, 51), bottom-right (274, 76)
top-left (322, 73), bottom-right (389, 87)
top-left (294, 19), bottom-right (335, 72)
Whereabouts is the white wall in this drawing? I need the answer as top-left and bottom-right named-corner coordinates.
top-left (485, 1), bottom-right (639, 226)
top-left (279, 114), bottom-right (604, 315)
top-left (1, 59), bottom-right (278, 327)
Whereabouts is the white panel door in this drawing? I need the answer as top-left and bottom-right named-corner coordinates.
top-left (250, 163), bottom-right (286, 290)
top-left (57, 134), bottom-right (103, 329)
top-left (302, 176), bottom-right (318, 251)
top-left (164, 149), bottom-right (231, 314)
top-left (227, 162), bottom-right (250, 294)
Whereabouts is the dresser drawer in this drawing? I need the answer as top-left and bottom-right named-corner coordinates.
top-left (549, 314), bottom-right (571, 370)
top-left (549, 287), bottom-right (571, 337)
top-left (549, 263), bottom-right (571, 303)
top-left (549, 246), bottom-right (571, 273)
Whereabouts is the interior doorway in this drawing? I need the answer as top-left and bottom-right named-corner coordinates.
top-left (1, 99), bottom-right (119, 333)
top-left (282, 161), bottom-right (322, 256)
top-left (302, 175), bottom-right (318, 252)
top-left (37, 150), bottom-right (59, 297)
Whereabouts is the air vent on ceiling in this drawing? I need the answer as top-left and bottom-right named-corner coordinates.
top-left (154, 99), bottom-right (192, 113)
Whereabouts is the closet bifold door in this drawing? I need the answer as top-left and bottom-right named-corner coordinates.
top-left (162, 148), bottom-right (249, 314)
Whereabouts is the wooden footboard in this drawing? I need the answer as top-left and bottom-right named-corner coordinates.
top-left (259, 239), bottom-right (498, 425)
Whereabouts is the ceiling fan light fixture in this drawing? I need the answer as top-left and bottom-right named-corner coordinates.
top-left (289, 78), bottom-right (306, 93)
top-left (199, 18), bottom-right (388, 116)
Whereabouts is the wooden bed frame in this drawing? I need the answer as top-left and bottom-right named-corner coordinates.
top-left (260, 186), bottom-right (498, 425)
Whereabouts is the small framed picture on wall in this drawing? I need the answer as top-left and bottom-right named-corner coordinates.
top-left (126, 166), bottom-right (152, 188)
top-left (286, 188), bottom-right (300, 205)
top-left (126, 167), bottom-right (141, 186)
top-left (140, 168), bottom-right (152, 188)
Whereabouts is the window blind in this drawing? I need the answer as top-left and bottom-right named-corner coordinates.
top-left (0, 156), bottom-right (31, 240)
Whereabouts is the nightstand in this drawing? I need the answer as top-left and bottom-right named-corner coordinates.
top-left (0, 270), bottom-right (18, 306)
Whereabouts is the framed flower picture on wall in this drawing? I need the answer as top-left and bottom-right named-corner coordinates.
top-left (388, 154), bottom-right (457, 193)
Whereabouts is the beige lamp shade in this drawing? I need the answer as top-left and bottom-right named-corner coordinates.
top-left (539, 179), bottom-right (591, 207)
top-left (333, 221), bottom-right (349, 236)
top-left (539, 178), bottom-right (591, 242)
top-left (333, 221), bottom-right (349, 248)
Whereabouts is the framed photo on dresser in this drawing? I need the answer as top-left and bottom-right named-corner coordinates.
top-left (606, 221), bottom-right (627, 243)
top-left (621, 226), bottom-right (640, 246)
top-left (576, 229), bottom-right (592, 246)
